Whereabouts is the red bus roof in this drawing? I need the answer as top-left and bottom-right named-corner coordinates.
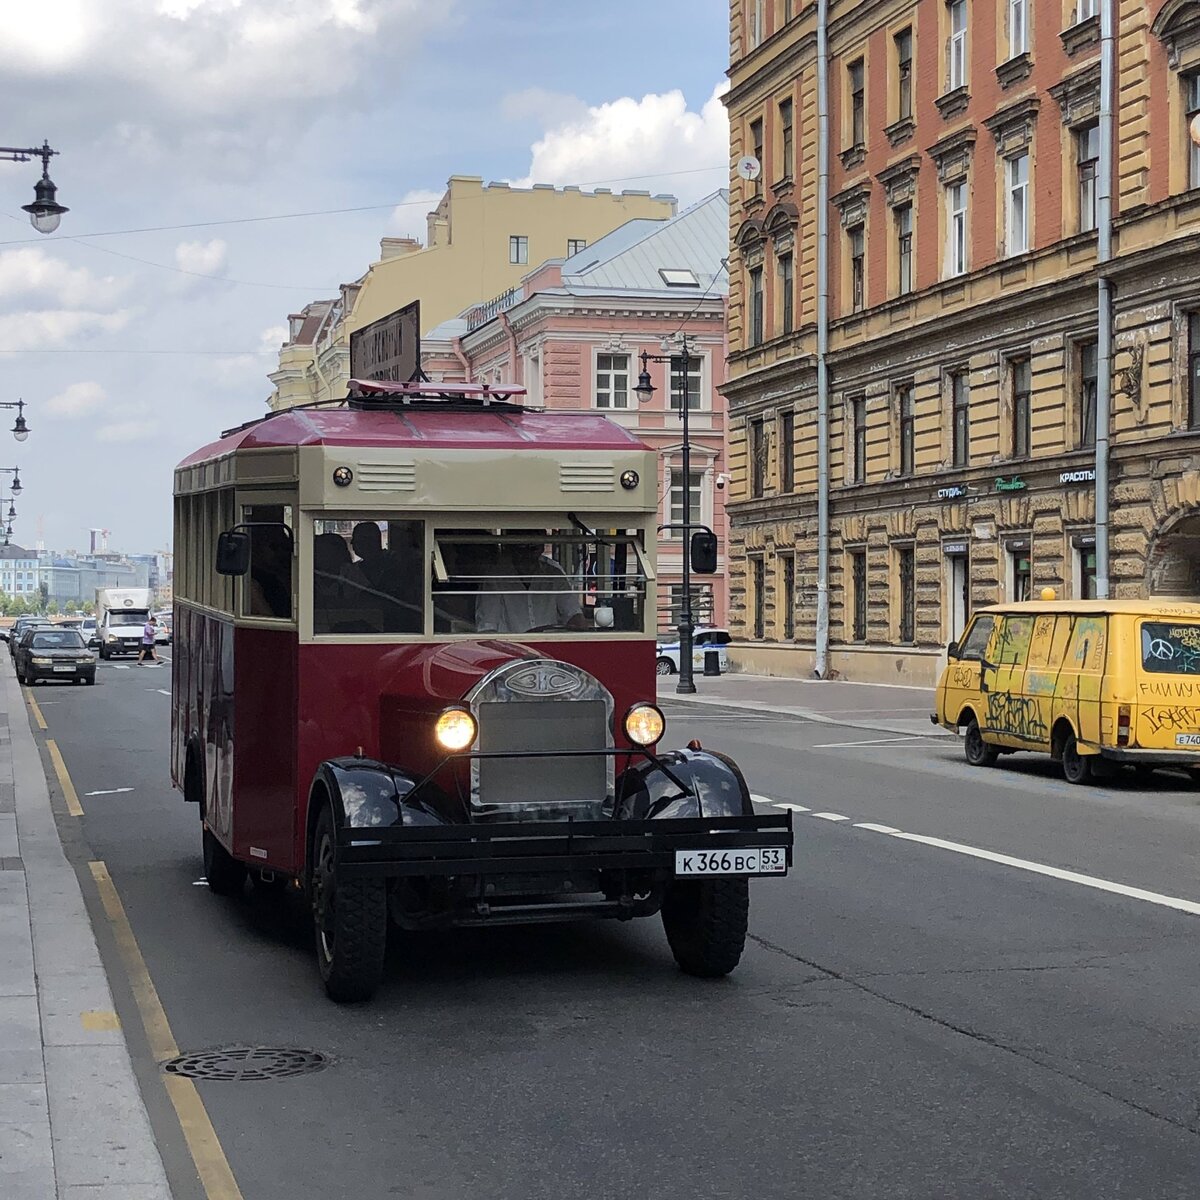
top-left (177, 405), bottom-right (651, 469)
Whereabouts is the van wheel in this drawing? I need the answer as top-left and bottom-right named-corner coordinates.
top-left (963, 718), bottom-right (998, 767)
top-left (1061, 731), bottom-right (1092, 785)
top-left (311, 804), bottom-right (387, 1003)
top-left (656, 657), bottom-right (675, 676)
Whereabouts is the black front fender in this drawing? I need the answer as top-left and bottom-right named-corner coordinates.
top-left (309, 758), bottom-right (462, 836)
top-left (614, 748), bottom-right (752, 820)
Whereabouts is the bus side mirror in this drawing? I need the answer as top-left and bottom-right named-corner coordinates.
top-left (216, 530), bottom-right (251, 576)
top-left (690, 531), bottom-right (718, 575)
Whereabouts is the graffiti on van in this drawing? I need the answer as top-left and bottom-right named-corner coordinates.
top-left (1141, 622), bottom-right (1200, 675)
top-left (996, 617), bottom-right (1033, 664)
top-left (985, 691), bottom-right (1047, 741)
top-left (1138, 679), bottom-right (1200, 699)
top-left (1141, 704), bottom-right (1200, 735)
top-left (1072, 617), bottom-right (1106, 671)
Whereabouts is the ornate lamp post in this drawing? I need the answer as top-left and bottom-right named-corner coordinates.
top-left (0, 402), bottom-right (31, 442)
top-left (0, 142), bottom-right (68, 234)
top-left (635, 335), bottom-right (699, 695)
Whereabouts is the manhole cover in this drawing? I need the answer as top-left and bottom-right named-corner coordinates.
top-left (162, 1046), bottom-right (330, 1082)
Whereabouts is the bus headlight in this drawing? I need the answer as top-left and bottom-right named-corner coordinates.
top-left (434, 706), bottom-right (477, 752)
top-left (624, 703), bottom-right (665, 747)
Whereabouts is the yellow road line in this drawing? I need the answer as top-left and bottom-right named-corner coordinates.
top-left (89, 861), bottom-right (244, 1200)
top-left (25, 690), bottom-right (46, 730)
top-left (46, 739), bottom-right (83, 817)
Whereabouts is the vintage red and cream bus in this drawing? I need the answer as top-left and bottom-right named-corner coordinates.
top-left (172, 380), bottom-right (792, 1001)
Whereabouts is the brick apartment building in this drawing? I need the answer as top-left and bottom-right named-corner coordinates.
top-left (723, 0), bottom-right (1200, 684)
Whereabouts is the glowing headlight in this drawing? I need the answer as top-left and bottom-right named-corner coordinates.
top-left (434, 706), bottom-right (477, 752)
top-left (106, 634), bottom-right (117, 642)
top-left (30, 657), bottom-right (52, 666)
top-left (624, 703), bottom-right (665, 747)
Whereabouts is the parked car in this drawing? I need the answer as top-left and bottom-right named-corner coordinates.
top-left (8, 617), bottom-right (53, 660)
top-left (14, 627), bottom-right (96, 686)
top-left (155, 615), bottom-right (172, 645)
top-left (80, 617), bottom-right (98, 648)
top-left (656, 627), bottom-right (732, 676)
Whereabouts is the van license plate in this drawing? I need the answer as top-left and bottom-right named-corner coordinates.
top-left (675, 848), bottom-right (787, 876)
top-left (1175, 734), bottom-right (1200, 747)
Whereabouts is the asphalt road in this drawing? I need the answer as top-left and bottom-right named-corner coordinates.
top-left (24, 655), bottom-right (1200, 1199)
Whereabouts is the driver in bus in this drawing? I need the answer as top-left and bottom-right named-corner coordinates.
top-left (475, 536), bottom-right (587, 633)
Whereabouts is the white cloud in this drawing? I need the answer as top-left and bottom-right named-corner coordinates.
top-left (47, 381), bottom-right (107, 418)
top-left (514, 83), bottom-right (729, 206)
top-left (174, 238), bottom-right (228, 277)
top-left (0, 249), bottom-right (129, 311)
top-left (0, 310), bottom-right (133, 351)
top-left (389, 189), bottom-right (443, 238)
top-left (260, 324), bottom-right (288, 350)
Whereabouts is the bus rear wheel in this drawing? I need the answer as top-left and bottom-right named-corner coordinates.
top-left (1060, 730), bottom-right (1092, 785)
top-left (311, 804), bottom-right (387, 1003)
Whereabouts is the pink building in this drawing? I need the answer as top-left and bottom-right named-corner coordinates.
top-left (422, 191), bottom-right (730, 631)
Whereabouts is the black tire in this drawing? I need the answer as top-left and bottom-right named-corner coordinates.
top-left (963, 718), bottom-right (999, 767)
top-left (1061, 729), bottom-right (1092, 785)
top-left (311, 804), bottom-right (387, 1002)
top-left (656, 657), bottom-right (676, 676)
top-left (661, 878), bottom-right (749, 978)
top-left (84, 676), bottom-right (95, 687)
top-left (203, 826), bottom-right (246, 896)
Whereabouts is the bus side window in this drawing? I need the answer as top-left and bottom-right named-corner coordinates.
top-left (245, 505), bottom-right (293, 620)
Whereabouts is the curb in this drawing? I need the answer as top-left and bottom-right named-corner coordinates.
top-left (3, 668), bottom-right (172, 1199)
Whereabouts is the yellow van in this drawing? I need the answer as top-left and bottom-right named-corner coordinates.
top-left (934, 599), bottom-right (1200, 784)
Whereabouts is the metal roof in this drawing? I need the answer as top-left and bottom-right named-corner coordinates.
top-left (561, 191), bottom-right (728, 296)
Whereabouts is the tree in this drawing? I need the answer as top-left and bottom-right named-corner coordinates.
top-left (38, 581), bottom-right (48, 612)
top-left (45, 598), bottom-right (59, 615)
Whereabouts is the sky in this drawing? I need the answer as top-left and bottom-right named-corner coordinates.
top-left (0, 0), bottom-right (730, 557)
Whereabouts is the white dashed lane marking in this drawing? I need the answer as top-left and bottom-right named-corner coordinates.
top-left (752, 795), bottom-right (1200, 918)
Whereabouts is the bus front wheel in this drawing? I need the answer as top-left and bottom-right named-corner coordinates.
top-left (311, 804), bottom-right (387, 1003)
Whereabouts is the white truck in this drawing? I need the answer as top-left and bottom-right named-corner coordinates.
top-left (95, 587), bottom-right (153, 659)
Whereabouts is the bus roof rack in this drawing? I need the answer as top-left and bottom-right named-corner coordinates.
top-left (346, 378), bottom-right (529, 411)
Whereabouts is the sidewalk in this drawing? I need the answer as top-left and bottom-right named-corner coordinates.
top-left (0, 668), bottom-right (171, 1198)
top-left (657, 670), bottom-right (949, 738)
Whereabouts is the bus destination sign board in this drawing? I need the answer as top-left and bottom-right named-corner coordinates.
top-left (349, 299), bottom-right (420, 382)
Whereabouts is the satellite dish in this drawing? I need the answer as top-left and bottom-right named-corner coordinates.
top-left (736, 155), bottom-right (762, 181)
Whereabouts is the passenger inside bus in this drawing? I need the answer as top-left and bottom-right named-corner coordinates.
top-left (475, 536), bottom-right (587, 633)
top-left (311, 519), bottom-right (423, 634)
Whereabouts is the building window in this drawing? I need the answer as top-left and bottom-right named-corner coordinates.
top-left (1009, 547), bottom-right (1031, 601)
top-left (1006, 153), bottom-right (1029, 256)
top-left (749, 266), bottom-right (764, 345)
top-left (567, 238), bottom-right (586, 257)
top-left (1012, 357), bottom-right (1031, 457)
top-left (668, 583), bottom-right (713, 629)
top-left (851, 550), bottom-right (867, 641)
top-left (1189, 313), bottom-right (1200, 429)
top-left (595, 353), bottom-right (629, 409)
top-left (849, 59), bottom-right (865, 148)
top-left (1008, 0), bottom-right (1027, 56)
top-left (1188, 74), bottom-right (1200, 189)
top-left (1076, 0), bottom-right (1098, 20)
top-left (852, 394), bottom-right (867, 483)
top-left (849, 225), bottom-right (865, 312)
top-left (782, 555), bottom-right (796, 639)
top-left (749, 0), bottom-right (764, 48)
top-left (895, 203), bottom-right (913, 295)
top-left (779, 251), bottom-right (794, 334)
top-left (750, 418), bottom-right (766, 498)
top-left (948, 0), bottom-right (967, 91)
top-left (1080, 340), bottom-right (1098, 447)
top-left (946, 182), bottom-right (967, 277)
top-left (898, 547), bottom-right (915, 644)
top-left (897, 384), bottom-right (915, 476)
top-left (750, 118), bottom-right (764, 195)
top-left (780, 408), bottom-right (795, 491)
top-left (509, 235), bottom-right (528, 265)
top-left (752, 557), bottom-right (765, 640)
top-left (1077, 122), bottom-right (1099, 233)
top-left (670, 355), bottom-right (702, 411)
top-left (951, 372), bottom-right (970, 466)
top-left (1076, 545), bottom-right (1098, 599)
top-left (896, 28), bottom-right (913, 121)
top-left (779, 98), bottom-right (794, 179)
top-left (670, 469), bottom-right (702, 531)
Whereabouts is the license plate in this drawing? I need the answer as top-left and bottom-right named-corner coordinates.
top-left (674, 847), bottom-right (787, 876)
top-left (52, 665), bottom-right (75, 673)
top-left (1175, 733), bottom-right (1200, 747)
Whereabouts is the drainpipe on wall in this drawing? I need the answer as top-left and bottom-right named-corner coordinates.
top-left (1095, 0), bottom-right (1115, 599)
top-left (451, 336), bottom-right (473, 383)
top-left (500, 312), bottom-right (522, 386)
top-left (815, 0), bottom-right (831, 676)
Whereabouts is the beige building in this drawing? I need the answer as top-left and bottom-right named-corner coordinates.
top-left (723, 0), bottom-right (1200, 685)
top-left (267, 176), bottom-right (676, 411)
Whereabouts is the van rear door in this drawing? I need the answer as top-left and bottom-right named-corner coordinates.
top-left (1133, 620), bottom-right (1200, 751)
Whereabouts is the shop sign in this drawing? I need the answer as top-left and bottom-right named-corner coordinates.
top-left (349, 299), bottom-right (420, 382)
top-left (937, 485), bottom-right (968, 500)
top-left (943, 541), bottom-right (969, 555)
top-left (995, 476), bottom-right (1027, 492)
top-left (1060, 469), bottom-right (1096, 484)
top-left (1072, 533), bottom-right (1096, 549)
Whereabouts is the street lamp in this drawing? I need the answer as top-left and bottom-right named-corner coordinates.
top-left (0, 402), bottom-right (31, 442)
top-left (635, 335), bottom-right (700, 695)
top-left (0, 467), bottom-right (23, 495)
top-left (0, 142), bottom-right (68, 234)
